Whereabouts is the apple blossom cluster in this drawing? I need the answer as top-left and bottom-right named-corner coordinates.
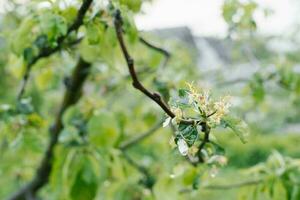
top-left (163, 83), bottom-right (248, 164)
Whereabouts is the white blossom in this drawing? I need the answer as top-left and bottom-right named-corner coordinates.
top-left (163, 117), bottom-right (171, 127)
top-left (177, 138), bottom-right (189, 156)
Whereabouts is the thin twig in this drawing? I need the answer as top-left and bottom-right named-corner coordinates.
top-left (122, 152), bottom-right (151, 179)
top-left (8, 58), bottom-right (92, 200)
top-left (17, 0), bottom-right (93, 100)
top-left (207, 110), bottom-right (217, 118)
top-left (203, 179), bottom-right (262, 190)
top-left (139, 37), bottom-right (171, 69)
top-left (139, 37), bottom-right (170, 58)
top-left (119, 118), bottom-right (164, 150)
top-left (119, 119), bottom-right (164, 189)
top-left (197, 122), bottom-right (210, 163)
top-left (179, 179), bottom-right (263, 193)
top-left (122, 152), bottom-right (155, 189)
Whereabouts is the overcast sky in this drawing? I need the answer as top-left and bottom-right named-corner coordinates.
top-left (136, 0), bottom-right (299, 37)
top-left (0, 0), bottom-right (298, 37)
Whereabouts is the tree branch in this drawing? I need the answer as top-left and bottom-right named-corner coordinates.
top-left (17, 0), bottom-right (93, 100)
top-left (114, 10), bottom-right (199, 126)
top-left (8, 58), bottom-right (92, 200)
top-left (114, 9), bottom-right (211, 166)
top-left (114, 10), bottom-right (175, 119)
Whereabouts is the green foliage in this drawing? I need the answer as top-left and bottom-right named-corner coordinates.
top-left (249, 73), bottom-right (265, 103)
top-left (10, 17), bottom-right (37, 55)
top-left (69, 156), bottom-right (98, 200)
top-left (239, 152), bottom-right (300, 200)
top-left (218, 133), bottom-right (300, 168)
top-left (166, 84), bottom-right (247, 161)
top-left (221, 115), bottom-right (249, 143)
top-left (88, 112), bottom-right (119, 148)
top-left (222, 0), bottom-right (257, 36)
top-left (38, 10), bottom-right (67, 43)
top-left (176, 123), bottom-right (198, 147)
top-left (0, 0), bottom-right (299, 199)
top-left (119, 0), bottom-right (142, 13)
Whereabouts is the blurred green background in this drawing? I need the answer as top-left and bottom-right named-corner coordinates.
top-left (0, 0), bottom-right (300, 199)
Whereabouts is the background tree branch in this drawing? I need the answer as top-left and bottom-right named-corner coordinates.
top-left (119, 118), bottom-right (164, 150)
top-left (17, 0), bottom-right (93, 100)
top-left (8, 58), bottom-right (92, 200)
top-left (114, 10), bottom-right (175, 119)
top-left (118, 119), bottom-right (164, 189)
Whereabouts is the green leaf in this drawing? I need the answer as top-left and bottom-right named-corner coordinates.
top-left (119, 0), bottom-right (142, 13)
top-left (153, 79), bottom-right (170, 101)
top-left (49, 146), bottom-right (68, 196)
top-left (222, 115), bottom-right (250, 143)
top-left (170, 89), bottom-right (191, 109)
top-left (61, 6), bottom-right (78, 24)
top-left (17, 98), bottom-right (34, 114)
top-left (281, 180), bottom-right (293, 200)
top-left (182, 167), bottom-right (199, 186)
top-left (70, 156), bottom-right (98, 200)
top-left (63, 106), bottom-right (81, 125)
top-left (23, 47), bottom-right (35, 64)
top-left (35, 67), bottom-right (54, 90)
top-left (210, 141), bottom-right (226, 155)
top-left (278, 66), bottom-right (299, 91)
top-left (178, 88), bottom-right (189, 98)
top-left (87, 111), bottom-right (119, 148)
top-left (6, 54), bottom-right (26, 78)
top-left (249, 74), bottom-right (265, 103)
top-left (34, 34), bottom-right (48, 49)
top-left (122, 10), bottom-right (138, 43)
top-left (79, 39), bottom-right (102, 63)
top-left (153, 175), bottom-right (178, 200)
top-left (86, 21), bottom-right (105, 45)
top-left (176, 123), bottom-right (198, 146)
top-left (222, 0), bottom-right (239, 23)
top-left (11, 17), bottom-right (37, 55)
top-left (39, 11), bottom-right (67, 42)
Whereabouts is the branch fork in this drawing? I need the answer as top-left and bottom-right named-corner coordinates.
top-left (113, 9), bottom-right (211, 165)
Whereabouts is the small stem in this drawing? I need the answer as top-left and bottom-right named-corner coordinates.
top-left (139, 37), bottom-right (170, 69)
top-left (207, 110), bottom-right (217, 118)
top-left (122, 152), bottom-right (155, 189)
top-left (118, 119), bottom-right (163, 189)
top-left (197, 122), bottom-right (210, 163)
top-left (203, 179), bottom-right (262, 190)
top-left (179, 179), bottom-right (263, 193)
top-left (119, 118), bottom-right (164, 150)
top-left (139, 37), bottom-right (170, 58)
